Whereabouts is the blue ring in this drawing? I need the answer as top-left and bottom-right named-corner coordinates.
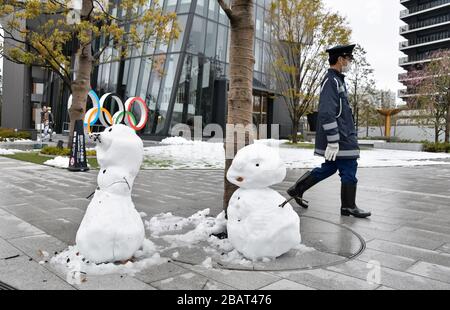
top-left (83, 90), bottom-right (101, 126)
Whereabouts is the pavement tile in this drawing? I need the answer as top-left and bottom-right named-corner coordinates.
top-left (367, 239), bottom-right (450, 268)
top-left (178, 263), bottom-right (281, 290)
top-left (259, 279), bottom-right (316, 290)
top-left (151, 272), bottom-right (235, 290)
top-left (328, 259), bottom-right (450, 290)
top-left (0, 210), bottom-right (45, 240)
top-left (0, 238), bottom-right (21, 260)
top-left (273, 268), bottom-right (378, 290)
top-left (0, 255), bottom-right (74, 290)
top-left (407, 261), bottom-right (450, 284)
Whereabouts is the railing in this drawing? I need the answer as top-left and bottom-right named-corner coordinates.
top-left (400, 0), bottom-right (450, 17)
top-left (399, 53), bottom-right (435, 65)
top-left (400, 14), bottom-right (450, 33)
top-left (400, 30), bottom-right (450, 49)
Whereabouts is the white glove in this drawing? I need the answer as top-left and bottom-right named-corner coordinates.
top-left (325, 143), bottom-right (339, 161)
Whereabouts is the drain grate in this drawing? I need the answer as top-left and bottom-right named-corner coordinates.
top-left (0, 281), bottom-right (16, 290)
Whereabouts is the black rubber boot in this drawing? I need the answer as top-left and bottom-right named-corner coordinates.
top-left (287, 171), bottom-right (320, 209)
top-left (341, 184), bottom-right (371, 218)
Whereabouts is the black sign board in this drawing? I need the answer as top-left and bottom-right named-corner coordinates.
top-left (68, 119), bottom-right (89, 172)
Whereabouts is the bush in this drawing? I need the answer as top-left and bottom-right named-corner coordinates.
top-left (288, 134), bottom-right (305, 143)
top-left (422, 142), bottom-right (450, 153)
top-left (40, 146), bottom-right (96, 157)
top-left (0, 128), bottom-right (32, 142)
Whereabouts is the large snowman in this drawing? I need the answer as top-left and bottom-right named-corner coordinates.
top-left (76, 124), bottom-right (145, 263)
top-left (226, 143), bottom-right (301, 260)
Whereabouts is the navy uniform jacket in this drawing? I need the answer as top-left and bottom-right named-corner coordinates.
top-left (314, 69), bottom-right (360, 160)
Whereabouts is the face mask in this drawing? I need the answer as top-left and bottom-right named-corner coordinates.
top-left (341, 59), bottom-right (352, 73)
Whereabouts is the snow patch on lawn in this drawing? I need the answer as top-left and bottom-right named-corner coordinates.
top-left (0, 148), bottom-right (24, 155)
top-left (43, 156), bottom-right (70, 168)
top-left (143, 138), bottom-right (450, 170)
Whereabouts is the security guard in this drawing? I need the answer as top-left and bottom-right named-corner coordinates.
top-left (287, 44), bottom-right (371, 218)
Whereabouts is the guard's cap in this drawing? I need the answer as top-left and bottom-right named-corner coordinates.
top-left (326, 44), bottom-right (356, 60)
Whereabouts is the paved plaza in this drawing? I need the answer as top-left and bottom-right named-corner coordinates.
top-left (1, 156), bottom-right (450, 290)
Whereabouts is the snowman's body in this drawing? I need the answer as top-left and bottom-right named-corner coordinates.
top-left (76, 124), bottom-right (145, 263)
top-left (226, 144), bottom-right (301, 260)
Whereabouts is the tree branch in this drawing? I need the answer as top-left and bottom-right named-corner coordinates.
top-left (217, 0), bottom-right (234, 21)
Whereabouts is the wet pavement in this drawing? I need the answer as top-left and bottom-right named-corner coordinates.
top-left (1, 156), bottom-right (450, 290)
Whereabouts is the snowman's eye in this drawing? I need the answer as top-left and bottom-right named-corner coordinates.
top-left (108, 128), bottom-right (113, 132)
top-left (256, 163), bottom-right (260, 167)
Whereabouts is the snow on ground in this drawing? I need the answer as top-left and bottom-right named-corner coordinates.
top-left (50, 239), bottom-right (168, 283)
top-left (43, 156), bottom-right (70, 168)
top-left (143, 137), bottom-right (450, 170)
top-left (0, 148), bottom-right (25, 155)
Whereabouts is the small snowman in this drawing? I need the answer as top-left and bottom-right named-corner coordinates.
top-left (76, 124), bottom-right (145, 263)
top-left (226, 143), bottom-right (301, 261)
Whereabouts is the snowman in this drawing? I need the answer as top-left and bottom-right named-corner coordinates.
top-left (75, 124), bottom-right (145, 263)
top-left (226, 143), bottom-right (301, 261)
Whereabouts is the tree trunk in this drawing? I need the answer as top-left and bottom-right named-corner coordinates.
top-left (68, 0), bottom-right (93, 148)
top-left (222, 0), bottom-right (255, 214)
top-left (292, 120), bottom-right (299, 144)
top-left (445, 100), bottom-right (450, 143)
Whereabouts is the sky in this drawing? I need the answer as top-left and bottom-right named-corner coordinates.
top-left (323, 0), bottom-right (406, 102)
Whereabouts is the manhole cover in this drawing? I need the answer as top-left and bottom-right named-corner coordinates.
top-left (163, 216), bottom-right (365, 272)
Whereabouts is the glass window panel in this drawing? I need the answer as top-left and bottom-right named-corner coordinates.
top-left (219, 0), bottom-right (230, 24)
top-left (254, 39), bottom-right (262, 72)
top-left (97, 64), bottom-right (104, 90)
top-left (226, 29), bottom-right (230, 63)
top-left (169, 15), bottom-right (188, 53)
top-left (155, 53), bottom-right (180, 134)
top-left (208, 0), bottom-right (219, 21)
top-left (165, 0), bottom-right (177, 12)
top-left (122, 59), bottom-right (130, 84)
top-left (126, 58), bottom-right (141, 97)
top-left (196, 0), bottom-right (208, 16)
top-left (216, 25), bottom-right (228, 62)
top-left (137, 57), bottom-right (153, 99)
top-left (256, 6), bottom-right (264, 39)
top-left (177, 0), bottom-right (191, 13)
top-left (100, 62), bottom-right (111, 92)
top-left (144, 55), bottom-right (166, 135)
top-left (187, 17), bottom-right (206, 54)
top-left (109, 61), bottom-right (120, 93)
top-left (205, 21), bottom-right (218, 57)
top-left (155, 39), bottom-right (169, 55)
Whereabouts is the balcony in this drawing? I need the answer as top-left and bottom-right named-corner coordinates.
top-left (399, 30), bottom-right (450, 50)
top-left (399, 54), bottom-right (434, 65)
top-left (400, 14), bottom-right (450, 34)
top-left (400, 0), bottom-right (450, 18)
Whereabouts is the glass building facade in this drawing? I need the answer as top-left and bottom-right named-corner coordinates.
top-left (77, 0), bottom-right (290, 138)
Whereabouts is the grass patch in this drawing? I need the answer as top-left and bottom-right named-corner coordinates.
top-left (40, 146), bottom-right (96, 157)
top-left (284, 142), bottom-right (315, 149)
top-left (1, 152), bottom-right (99, 169)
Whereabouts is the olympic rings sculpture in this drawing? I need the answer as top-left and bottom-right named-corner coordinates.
top-left (68, 90), bottom-right (149, 134)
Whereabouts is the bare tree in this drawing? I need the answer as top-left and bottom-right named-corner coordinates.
top-left (265, 0), bottom-right (351, 143)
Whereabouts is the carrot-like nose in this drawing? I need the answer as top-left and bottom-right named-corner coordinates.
top-left (236, 177), bottom-right (244, 182)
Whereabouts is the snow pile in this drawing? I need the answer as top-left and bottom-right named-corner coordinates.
top-left (160, 136), bottom-right (195, 145)
top-left (146, 209), bottom-right (213, 236)
top-left (43, 156), bottom-right (70, 168)
top-left (146, 209), bottom-right (227, 247)
top-left (0, 148), bottom-right (24, 155)
top-left (50, 239), bottom-right (168, 282)
top-left (226, 144), bottom-right (301, 260)
top-left (76, 124), bottom-right (145, 263)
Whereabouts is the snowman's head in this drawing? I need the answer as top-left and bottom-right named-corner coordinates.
top-left (94, 124), bottom-right (144, 178)
top-left (227, 143), bottom-right (286, 189)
